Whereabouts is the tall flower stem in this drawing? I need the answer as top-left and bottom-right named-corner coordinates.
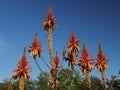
top-left (41, 55), bottom-right (51, 70)
top-left (12, 47), bottom-right (31, 90)
top-left (86, 72), bottom-right (91, 90)
top-left (34, 59), bottom-right (44, 74)
top-left (47, 29), bottom-right (53, 62)
top-left (101, 70), bottom-right (106, 90)
top-left (54, 71), bottom-right (57, 90)
top-left (96, 43), bottom-right (108, 90)
top-left (78, 43), bottom-right (94, 90)
top-left (68, 51), bottom-right (76, 90)
top-left (47, 29), bottom-right (55, 90)
top-left (43, 5), bottom-right (57, 90)
top-left (19, 76), bottom-right (24, 90)
top-left (68, 66), bottom-right (74, 90)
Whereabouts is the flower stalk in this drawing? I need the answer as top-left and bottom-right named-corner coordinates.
top-left (78, 43), bottom-right (95, 90)
top-left (29, 32), bottom-right (44, 73)
top-left (96, 43), bottom-right (108, 90)
top-left (110, 75), bottom-right (116, 90)
top-left (43, 5), bottom-right (56, 63)
top-left (43, 5), bottom-right (58, 90)
top-left (12, 47), bottom-right (31, 90)
top-left (62, 31), bottom-right (80, 90)
top-left (19, 76), bottom-right (25, 90)
top-left (49, 52), bottom-right (62, 90)
top-left (86, 72), bottom-right (91, 90)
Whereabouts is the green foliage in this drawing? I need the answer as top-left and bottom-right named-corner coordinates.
top-left (35, 72), bottom-right (51, 90)
top-left (0, 69), bottom-right (120, 90)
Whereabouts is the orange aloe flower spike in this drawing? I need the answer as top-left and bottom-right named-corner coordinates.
top-left (54, 52), bottom-right (62, 69)
top-left (50, 52), bottom-right (62, 70)
top-left (46, 5), bottom-right (53, 21)
top-left (96, 43), bottom-right (108, 90)
top-left (96, 43), bottom-right (108, 71)
top-left (43, 5), bottom-right (56, 31)
top-left (32, 32), bottom-right (39, 48)
top-left (12, 47), bottom-right (31, 80)
top-left (78, 43), bottom-right (94, 75)
top-left (68, 30), bottom-right (80, 53)
top-left (29, 33), bottom-right (44, 60)
top-left (97, 43), bottom-right (108, 61)
top-left (49, 52), bottom-right (62, 90)
top-left (54, 52), bottom-right (60, 66)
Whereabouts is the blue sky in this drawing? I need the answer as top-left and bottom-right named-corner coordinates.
top-left (0, 0), bottom-right (120, 82)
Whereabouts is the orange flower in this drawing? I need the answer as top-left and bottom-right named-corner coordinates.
top-left (50, 52), bottom-right (62, 72)
top-left (78, 43), bottom-right (94, 75)
top-left (12, 47), bottom-right (31, 80)
top-left (96, 43), bottom-right (108, 71)
top-left (43, 5), bottom-right (56, 31)
top-left (29, 32), bottom-right (43, 60)
top-left (49, 52), bottom-right (62, 89)
top-left (68, 31), bottom-right (80, 54)
top-left (63, 31), bottom-right (80, 67)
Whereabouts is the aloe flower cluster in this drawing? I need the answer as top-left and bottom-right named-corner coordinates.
top-left (43, 5), bottom-right (56, 31)
top-left (29, 32), bottom-right (43, 60)
top-left (12, 47), bottom-right (31, 80)
top-left (63, 31), bottom-right (80, 67)
top-left (49, 52), bottom-right (62, 90)
top-left (78, 43), bottom-right (95, 75)
top-left (12, 47), bottom-right (31, 90)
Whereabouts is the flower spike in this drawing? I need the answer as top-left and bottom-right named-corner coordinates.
top-left (29, 32), bottom-right (44, 60)
top-left (78, 43), bottom-right (94, 75)
top-left (12, 47), bottom-right (31, 80)
top-left (43, 5), bottom-right (56, 31)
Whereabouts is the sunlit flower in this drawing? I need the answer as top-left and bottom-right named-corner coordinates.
top-left (49, 52), bottom-right (62, 89)
top-left (96, 43), bottom-right (108, 90)
top-left (43, 5), bottom-right (56, 31)
top-left (78, 43), bottom-right (94, 75)
top-left (12, 47), bottom-right (31, 80)
top-left (50, 52), bottom-right (62, 75)
top-left (96, 43), bottom-right (108, 71)
top-left (63, 31), bottom-right (80, 67)
top-left (68, 31), bottom-right (80, 54)
top-left (29, 32), bottom-right (43, 60)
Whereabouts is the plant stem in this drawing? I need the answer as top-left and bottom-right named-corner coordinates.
top-left (19, 76), bottom-right (24, 90)
top-left (41, 55), bottom-right (51, 70)
top-left (101, 70), bottom-right (106, 90)
top-left (47, 28), bottom-right (56, 90)
top-left (68, 66), bottom-right (74, 90)
top-left (34, 59), bottom-right (44, 74)
top-left (54, 71), bottom-right (57, 90)
top-left (86, 72), bottom-right (91, 90)
top-left (47, 29), bottom-right (53, 62)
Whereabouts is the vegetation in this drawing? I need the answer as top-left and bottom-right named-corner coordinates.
top-left (0, 69), bottom-right (120, 90)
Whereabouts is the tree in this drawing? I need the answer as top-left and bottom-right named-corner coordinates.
top-left (36, 72), bottom-right (50, 90)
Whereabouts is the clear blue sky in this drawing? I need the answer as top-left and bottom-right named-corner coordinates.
top-left (0, 0), bottom-right (120, 82)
